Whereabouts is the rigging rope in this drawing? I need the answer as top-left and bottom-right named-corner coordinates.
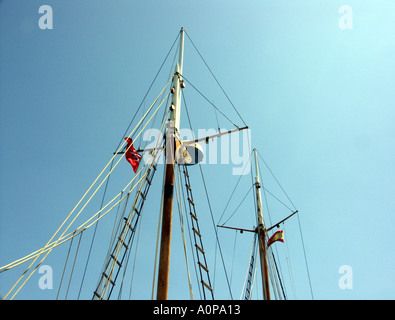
top-left (126, 110), bottom-right (170, 300)
top-left (3, 28), bottom-right (257, 300)
top-left (126, 202), bottom-right (144, 300)
top-left (217, 151), bottom-right (253, 226)
top-left (1, 156), bottom-right (152, 273)
top-left (184, 30), bottom-right (247, 127)
top-left (77, 157), bottom-right (115, 299)
top-left (175, 164), bottom-right (194, 299)
top-left (183, 92), bottom-right (234, 299)
top-left (92, 34), bottom-right (180, 298)
top-left (57, 232), bottom-right (75, 300)
top-left (284, 224), bottom-right (297, 299)
top-left (296, 215), bottom-right (314, 299)
top-left (86, 37), bottom-right (179, 298)
top-left (117, 199), bottom-right (144, 300)
top-left (267, 246), bottom-right (282, 300)
top-left (257, 150), bottom-right (297, 210)
top-left (94, 148), bottom-right (162, 300)
top-left (240, 232), bottom-right (258, 300)
top-left (197, 163), bottom-right (233, 299)
top-left (256, 150), bottom-right (314, 299)
top-left (101, 191), bottom-right (127, 283)
top-left (178, 164), bottom-right (202, 300)
top-left (114, 32), bottom-right (180, 153)
top-left (269, 246), bottom-right (287, 300)
top-left (229, 230), bottom-right (238, 293)
top-left (182, 75), bottom-right (240, 130)
top-left (65, 231), bottom-right (83, 300)
top-left (2, 81), bottom-right (171, 299)
top-left (221, 185), bottom-right (254, 226)
top-left (182, 165), bottom-right (215, 300)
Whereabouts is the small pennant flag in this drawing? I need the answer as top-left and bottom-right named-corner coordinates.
top-left (267, 230), bottom-right (284, 247)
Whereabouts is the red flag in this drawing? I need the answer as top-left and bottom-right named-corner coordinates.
top-left (124, 137), bottom-right (141, 173)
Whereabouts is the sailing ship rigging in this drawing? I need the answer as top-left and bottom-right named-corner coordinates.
top-left (1, 27), bottom-right (312, 300)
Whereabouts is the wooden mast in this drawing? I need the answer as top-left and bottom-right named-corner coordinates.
top-left (253, 148), bottom-right (271, 300)
top-left (156, 27), bottom-right (185, 300)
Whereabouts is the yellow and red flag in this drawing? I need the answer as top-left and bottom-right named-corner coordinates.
top-left (267, 230), bottom-right (284, 247)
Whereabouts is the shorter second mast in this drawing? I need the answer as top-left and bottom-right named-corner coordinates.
top-left (253, 148), bottom-right (271, 300)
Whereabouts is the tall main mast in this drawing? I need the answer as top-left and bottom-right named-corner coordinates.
top-left (156, 27), bottom-right (185, 300)
top-left (253, 148), bottom-right (271, 300)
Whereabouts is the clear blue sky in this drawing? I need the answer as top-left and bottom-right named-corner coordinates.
top-left (1, 0), bottom-right (394, 300)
